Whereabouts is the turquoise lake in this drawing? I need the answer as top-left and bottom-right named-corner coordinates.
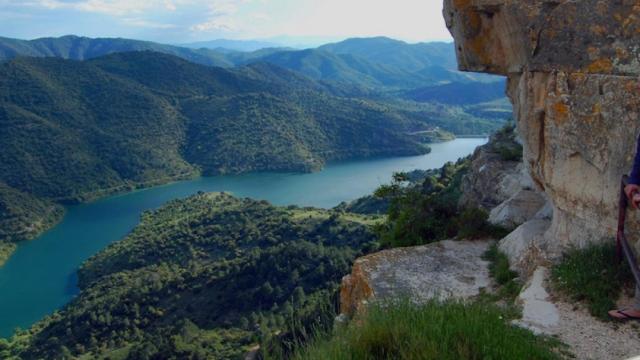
top-left (0, 138), bottom-right (486, 338)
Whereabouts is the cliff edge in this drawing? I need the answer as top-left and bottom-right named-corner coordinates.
top-left (444, 0), bottom-right (640, 266)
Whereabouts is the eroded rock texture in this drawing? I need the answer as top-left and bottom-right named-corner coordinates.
top-left (445, 0), bottom-right (640, 260)
top-left (340, 240), bottom-right (490, 317)
top-left (458, 132), bottom-right (526, 211)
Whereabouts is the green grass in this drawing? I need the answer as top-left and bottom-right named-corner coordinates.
top-left (551, 243), bottom-right (632, 321)
top-left (483, 243), bottom-right (522, 302)
top-left (484, 243), bottom-right (518, 285)
top-left (288, 300), bottom-right (561, 360)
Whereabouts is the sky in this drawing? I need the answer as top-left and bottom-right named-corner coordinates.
top-left (0, 0), bottom-right (452, 46)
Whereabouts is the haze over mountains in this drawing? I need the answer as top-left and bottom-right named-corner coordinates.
top-left (0, 35), bottom-right (501, 90)
top-left (180, 39), bottom-right (284, 52)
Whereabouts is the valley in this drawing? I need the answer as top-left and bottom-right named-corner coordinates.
top-left (0, 32), bottom-right (510, 360)
top-left (0, 138), bottom-right (485, 339)
top-left (0, 36), bottom-right (509, 260)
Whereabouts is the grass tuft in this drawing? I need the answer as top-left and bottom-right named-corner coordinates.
top-left (483, 243), bottom-right (522, 301)
top-left (551, 243), bottom-right (632, 321)
top-left (290, 300), bottom-right (561, 360)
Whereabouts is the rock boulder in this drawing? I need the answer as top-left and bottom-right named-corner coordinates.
top-left (489, 188), bottom-right (546, 229)
top-left (339, 240), bottom-right (491, 317)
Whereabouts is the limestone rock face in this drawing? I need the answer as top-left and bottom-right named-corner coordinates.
top-left (445, 0), bottom-right (640, 258)
top-left (459, 146), bottom-right (520, 210)
top-left (489, 188), bottom-right (546, 229)
top-left (444, 0), bottom-right (640, 76)
top-left (499, 218), bottom-right (552, 276)
top-left (339, 240), bottom-right (490, 317)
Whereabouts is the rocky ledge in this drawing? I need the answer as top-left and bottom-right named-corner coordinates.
top-left (339, 240), bottom-right (491, 317)
top-left (444, 0), bottom-right (640, 268)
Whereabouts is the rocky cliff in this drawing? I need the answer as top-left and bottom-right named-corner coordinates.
top-left (444, 0), bottom-right (640, 267)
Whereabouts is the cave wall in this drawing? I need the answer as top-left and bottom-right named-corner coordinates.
top-left (444, 0), bottom-right (640, 253)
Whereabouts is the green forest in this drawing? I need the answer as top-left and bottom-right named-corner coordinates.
top-left (0, 51), bottom-right (478, 248)
top-left (0, 128), bottom-right (536, 359)
top-left (0, 36), bottom-right (510, 250)
top-left (0, 36), bottom-right (516, 358)
top-left (1, 193), bottom-right (382, 359)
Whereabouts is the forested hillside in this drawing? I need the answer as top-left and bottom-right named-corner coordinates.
top-left (1, 193), bottom-right (381, 359)
top-left (0, 36), bottom-right (510, 260)
top-left (0, 51), bottom-right (446, 252)
top-left (0, 35), bottom-right (233, 67)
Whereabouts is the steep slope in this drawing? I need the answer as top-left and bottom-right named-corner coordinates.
top-left (255, 48), bottom-right (422, 88)
top-left (319, 37), bottom-right (498, 83)
top-left (0, 55), bottom-right (196, 202)
top-left (2, 193), bottom-right (380, 359)
top-left (404, 80), bottom-right (508, 105)
top-left (0, 51), bottom-right (431, 248)
top-left (0, 35), bottom-right (233, 67)
top-left (319, 37), bottom-right (458, 72)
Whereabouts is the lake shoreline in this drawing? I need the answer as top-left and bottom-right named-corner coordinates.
top-left (2, 145), bottom-right (439, 267)
top-left (0, 138), bottom-right (487, 338)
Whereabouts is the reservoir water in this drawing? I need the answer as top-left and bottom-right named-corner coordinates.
top-left (0, 138), bottom-right (486, 338)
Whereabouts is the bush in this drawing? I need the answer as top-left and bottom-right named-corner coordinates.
top-left (484, 243), bottom-right (518, 285)
top-left (289, 300), bottom-right (561, 360)
top-left (551, 244), bottom-right (632, 320)
top-left (483, 243), bottom-right (522, 301)
top-left (456, 208), bottom-right (510, 240)
top-left (376, 159), bottom-right (512, 249)
top-left (497, 144), bottom-right (523, 162)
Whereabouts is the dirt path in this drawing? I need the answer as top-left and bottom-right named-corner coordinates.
top-left (554, 300), bottom-right (640, 360)
top-left (516, 267), bottom-right (640, 359)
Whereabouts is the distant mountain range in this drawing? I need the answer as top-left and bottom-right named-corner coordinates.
top-left (180, 38), bottom-right (284, 52)
top-left (0, 35), bottom-right (501, 91)
top-left (0, 35), bottom-right (233, 67)
top-left (0, 51), bottom-right (436, 198)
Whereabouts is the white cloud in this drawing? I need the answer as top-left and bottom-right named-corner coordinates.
top-left (164, 0), bottom-right (176, 11)
top-left (263, 0), bottom-right (450, 42)
top-left (0, 0), bottom-right (451, 43)
top-left (123, 17), bottom-right (177, 29)
top-left (189, 0), bottom-right (248, 33)
top-left (190, 18), bottom-right (236, 32)
top-left (250, 12), bottom-right (269, 21)
top-left (14, 0), bottom-right (157, 16)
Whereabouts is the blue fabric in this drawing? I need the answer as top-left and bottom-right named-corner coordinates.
top-left (631, 134), bottom-right (640, 185)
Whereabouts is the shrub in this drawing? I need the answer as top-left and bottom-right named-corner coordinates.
top-left (551, 244), bottom-right (632, 320)
top-left (497, 144), bottom-right (523, 162)
top-left (456, 208), bottom-right (510, 240)
top-left (483, 243), bottom-right (522, 301)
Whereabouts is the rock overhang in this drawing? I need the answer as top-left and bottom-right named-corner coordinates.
top-left (444, 0), bottom-right (640, 76)
top-left (444, 0), bottom-right (640, 262)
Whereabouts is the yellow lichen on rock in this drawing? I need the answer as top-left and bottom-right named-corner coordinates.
top-left (444, 0), bottom-right (640, 267)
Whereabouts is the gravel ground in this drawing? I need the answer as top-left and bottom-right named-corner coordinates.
top-left (554, 300), bottom-right (640, 360)
top-left (515, 267), bottom-right (640, 359)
